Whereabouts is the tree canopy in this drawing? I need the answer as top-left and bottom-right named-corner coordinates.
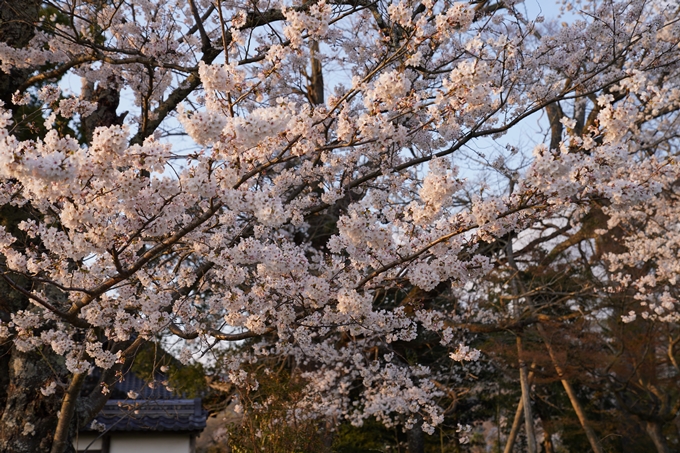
top-left (1, 0), bottom-right (680, 451)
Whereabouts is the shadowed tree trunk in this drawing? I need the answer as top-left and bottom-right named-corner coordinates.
top-left (516, 335), bottom-right (537, 453)
top-left (504, 397), bottom-right (524, 453)
top-left (504, 368), bottom-right (535, 453)
top-left (407, 416), bottom-right (425, 453)
top-left (0, 3), bottom-right (128, 451)
top-left (81, 79), bottom-right (128, 144)
top-left (0, 0), bottom-right (40, 105)
top-left (0, 3), bottom-right (69, 451)
top-left (645, 420), bottom-right (671, 453)
top-left (538, 324), bottom-right (604, 453)
top-left (0, 350), bottom-right (65, 452)
top-left (307, 40), bottom-right (324, 106)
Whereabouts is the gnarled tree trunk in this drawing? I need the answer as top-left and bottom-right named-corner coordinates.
top-left (0, 3), bottom-right (123, 451)
top-left (0, 349), bottom-right (65, 453)
top-left (0, 3), bottom-right (68, 451)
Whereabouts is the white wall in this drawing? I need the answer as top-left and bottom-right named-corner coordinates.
top-left (73, 433), bottom-right (102, 451)
top-left (110, 433), bottom-right (191, 453)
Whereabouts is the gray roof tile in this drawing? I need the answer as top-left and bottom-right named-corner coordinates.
top-left (87, 398), bottom-right (207, 433)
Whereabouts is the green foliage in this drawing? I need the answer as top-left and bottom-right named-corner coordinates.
top-left (225, 363), bottom-right (328, 453)
top-left (130, 342), bottom-right (207, 398)
top-left (169, 362), bottom-right (208, 398)
top-left (332, 418), bottom-right (401, 453)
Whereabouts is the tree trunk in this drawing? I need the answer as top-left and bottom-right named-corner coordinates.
top-left (559, 379), bottom-right (603, 453)
top-left (538, 324), bottom-right (604, 453)
top-left (645, 420), bottom-right (671, 453)
top-left (534, 396), bottom-right (555, 453)
top-left (542, 432), bottom-right (555, 453)
top-left (51, 373), bottom-right (85, 453)
top-left (504, 368), bottom-right (534, 453)
top-left (516, 335), bottom-right (537, 453)
top-left (0, 350), bottom-right (64, 453)
top-left (451, 422), bottom-right (463, 453)
top-left (504, 398), bottom-right (524, 453)
top-left (0, 0), bottom-right (40, 105)
top-left (0, 4), bottom-right (104, 452)
top-left (0, 209), bottom-right (69, 453)
top-left (407, 416), bottom-right (425, 453)
top-left (308, 40), bottom-right (324, 106)
top-left (321, 417), bottom-right (335, 452)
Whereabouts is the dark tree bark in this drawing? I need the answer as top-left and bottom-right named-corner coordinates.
top-left (0, 350), bottom-right (65, 453)
top-left (81, 79), bottom-right (128, 144)
top-left (0, 0), bottom-right (40, 105)
top-left (0, 4), bottom-right (71, 451)
top-left (407, 416), bottom-right (425, 453)
top-left (0, 3), bottom-right (114, 451)
top-left (307, 40), bottom-right (324, 106)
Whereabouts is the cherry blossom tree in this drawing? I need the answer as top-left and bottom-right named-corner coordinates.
top-left (1, 0), bottom-right (680, 451)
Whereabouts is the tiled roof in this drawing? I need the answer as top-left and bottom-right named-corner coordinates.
top-left (88, 398), bottom-right (207, 433)
top-left (83, 372), bottom-right (207, 433)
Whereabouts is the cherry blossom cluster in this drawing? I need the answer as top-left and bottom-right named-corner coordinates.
top-left (0, 0), bottom-right (678, 434)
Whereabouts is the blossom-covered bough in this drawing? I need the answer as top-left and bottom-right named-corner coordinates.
top-left (0, 0), bottom-right (680, 451)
